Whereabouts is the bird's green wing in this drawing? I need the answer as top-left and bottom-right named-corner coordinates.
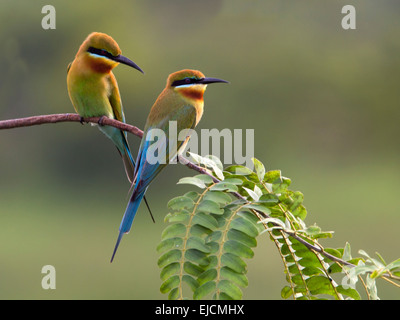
top-left (107, 73), bottom-right (126, 123)
top-left (103, 73), bottom-right (135, 182)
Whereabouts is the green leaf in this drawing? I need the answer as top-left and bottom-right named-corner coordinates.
top-left (227, 229), bottom-right (257, 248)
top-left (272, 176), bottom-right (291, 193)
top-left (252, 157), bottom-right (266, 182)
top-left (194, 174), bottom-right (215, 185)
top-left (337, 285), bottom-right (361, 300)
top-left (185, 249), bottom-right (210, 266)
top-left (220, 267), bottom-right (249, 287)
top-left (223, 178), bottom-right (244, 185)
top-left (386, 258), bottom-right (400, 271)
top-left (216, 292), bottom-right (235, 300)
top-left (306, 276), bottom-right (336, 297)
top-left (225, 165), bottom-right (253, 175)
top-left (224, 240), bottom-right (254, 259)
top-left (190, 224), bottom-right (212, 237)
top-left (217, 280), bottom-right (242, 300)
top-left (301, 266), bottom-right (323, 276)
top-left (205, 155), bottom-right (224, 180)
top-left (298, 255), bottom-right (322, 268)
top-left (342, 242), bottom-right (352, 261)
top-left (177, 177), bottom-right (207, 189)
top-left (359, 250), bottom-right (385, 268)
top-left (188, 153), bottom-right (224, 180)
top-left (203, 191), bottom-right (232, 204)
top-left (230, 217), bottom-right (259, 238)
top-left (158, 249), bottom-right (182, 268)
top-left (161, 223), bottom-right (186, 240)
top-left (164, 210), bottom-right (190, 223)
top-left (366, 274), bottom-right (379, 300)
top-left (259, 193), bottom-right (280, 205)
top-left (292, 205), bottom-right (307, 220)
top-left (168, 287), bottom-right (180, 300)
top-left (184, 262), bottom-right (204, 277)
top-left (206, 230), bottom-right (223, 242)
top-left (187, 237), bottom-right (211, 253)
top-left (192, 212), bottom-right (218, 230)
top-left (198, 269), bottom-right (218, 285)
top-left (221, 253), bottom-right (247, 274)
top-left (281, 286), bottom-right (293, 299)
top-left (193, 281), bottom-right (216, 300)
top-left (239, 209), bottom-right (264, 227)
top-left (289, 191), bottom-right (304, 211)
top-left (207, 255), bottom-right (219, 269)
top-left (182, 274), bottom-right (199, 292)
top-left (160, 275), bottom-right (180, 294)
top-left (197, 200), bottom-right (224, 215)
top-left (157, 237), bottom-right (183, 253)
top-left (243, 186), bottom-right (260, 201)
top-left (188, 152), bottom-right (207, 165)
top-left (328, 262), bottom-right (343, 274)
top-left (184, 191), bottom-right (200, 200)
top-left (168, 196), bottom-right (194, 210)
top-left (210, 181), bottom-right (238, 192)
top-left (160, 262), bottom-right (180, 281)
top-left (243, 203), bottom-right (271, 215)
top-left (206, 241), bottom-right (220, 254)
top-left (303, 225), bottom-right (321, 236)
top-left (264, 170), bottom-right (281, 183)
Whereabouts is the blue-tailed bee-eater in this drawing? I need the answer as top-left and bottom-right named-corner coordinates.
top-left (67, 32), bottom-right (153, 220)
top-left (111, 69), bottom-right (228, 262)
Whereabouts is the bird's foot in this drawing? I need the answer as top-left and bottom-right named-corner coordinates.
top-left (98, 116), bottom-right (106, 126)
top-left (79, 117), bottom-right (85, 125)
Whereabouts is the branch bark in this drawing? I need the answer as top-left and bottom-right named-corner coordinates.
top-left (0, 113), bottom-right (144, 137)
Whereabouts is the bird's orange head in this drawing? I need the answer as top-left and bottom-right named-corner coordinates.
top-left (76, 32), bottom-right (144, 74)
top-left (167, 69), bottom-right (228, 102)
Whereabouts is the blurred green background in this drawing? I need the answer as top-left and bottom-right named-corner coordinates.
top-left (0, 0), bottom-right (399, 299)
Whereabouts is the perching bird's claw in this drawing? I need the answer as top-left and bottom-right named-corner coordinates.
top-left (98, 115), bottom-right (106, 126)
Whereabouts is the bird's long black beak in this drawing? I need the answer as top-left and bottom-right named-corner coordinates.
top-left (198, 77), bottom-right (229, 84)
top-left (112, 54), bottom-right (144, 74)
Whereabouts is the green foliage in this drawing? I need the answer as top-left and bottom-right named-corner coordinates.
top-left (158, 180), bottom-right (261, 299)
top-left (157, 156), bottom-right (400, 300)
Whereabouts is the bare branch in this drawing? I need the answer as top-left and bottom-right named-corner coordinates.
top-left (0, 113), bottom-right (144, 137)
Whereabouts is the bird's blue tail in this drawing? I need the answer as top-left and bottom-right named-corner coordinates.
top-left (99, 125), bottom-right (154, 222)
top-left (110, 190), bottom-right (145, 262)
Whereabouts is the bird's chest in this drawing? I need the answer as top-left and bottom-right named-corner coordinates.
top-left (68, 73), bottom-right (113, 118)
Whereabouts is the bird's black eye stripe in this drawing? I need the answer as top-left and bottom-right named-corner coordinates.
top-left (87, 46), bottom-right (115, 59)
top-left (171, 77), bottom-right (202, 87)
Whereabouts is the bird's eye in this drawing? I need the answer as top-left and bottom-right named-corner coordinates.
top-left (184, 78), bottom-right (191, 84)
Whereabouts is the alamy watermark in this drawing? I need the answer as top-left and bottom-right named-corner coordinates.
top-left (41, 265), bottom-right (56, 289)
top-left (144, 121), bottom-right (254, 170)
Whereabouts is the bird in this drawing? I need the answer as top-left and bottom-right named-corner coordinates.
top-left (110, 69), bottom-right (229, 262)
top-left (67, 32), bottom-right (143, 183)
top-left (67, 32), bottom-right (154, 221)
